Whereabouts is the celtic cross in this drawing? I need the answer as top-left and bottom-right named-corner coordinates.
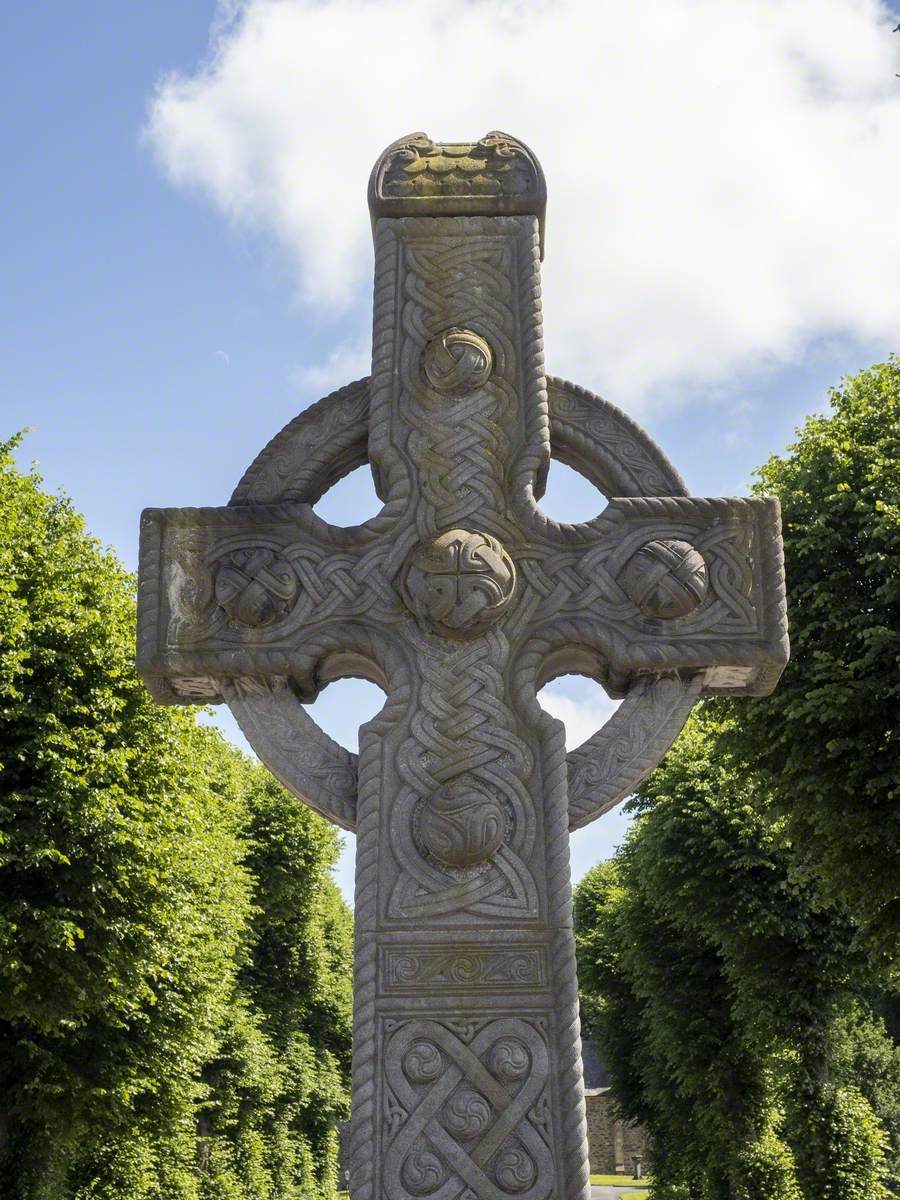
top-left (137, 132), bottom-right (788, 1200)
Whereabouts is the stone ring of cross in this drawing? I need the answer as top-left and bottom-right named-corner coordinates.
top-left (138, 131), bottom-right (788, 1200)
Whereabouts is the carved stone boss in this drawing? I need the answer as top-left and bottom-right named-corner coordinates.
top-left (137, 132), bottom-right (788, 1200)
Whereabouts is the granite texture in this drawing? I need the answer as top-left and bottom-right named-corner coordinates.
top-left (137, 133), bottom-right (788, 1200)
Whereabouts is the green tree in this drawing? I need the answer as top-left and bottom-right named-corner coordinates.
top-left (0, 434), bottom-right (253, 1197)
top-left (0, 436), bottom-right (352, 1199)
top-left (197, 770), bottom-right (353, 1200)
top-left (832, 1005), bottom-right (900, 1186)
top-left (575, 359), bottom-right (900, 1199)
top-left (576, 712), bottom-right (892, 1199)
top-left (575, 858), bottom-right (771, 1199)
top-left (721, 357), bottom-right (900, 954)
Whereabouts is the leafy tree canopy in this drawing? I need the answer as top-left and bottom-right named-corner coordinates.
top-left (576, 715), bottom-right (893, 1200)
top-left (0, 435), bottom-right (352, 1200)
top-left (575, 359), bottom-right (900, 1200)
top-left (722, 358), bottom-right (900, 953)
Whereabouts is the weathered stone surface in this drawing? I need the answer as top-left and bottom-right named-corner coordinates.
top-left (137, 133), bottom-right (789, 1200)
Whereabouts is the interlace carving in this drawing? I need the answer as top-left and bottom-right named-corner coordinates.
top-left (214, 547), bottom-right (298, 627)
top-left (414, 781), bottom-right (507, 868)
top-left (389, 627), bottom-right (539, 922)
top-left (388, 229), bottom-right (525, 538)
top-left (619, 538), bottom-right (708, 620)
top-left (137, 131), bottom-right (789, 1200)
top-left (423, 328), bottom-right (493, 395)
top-left (402, 529), bottom-right (516, 638)
top-left (383, 1019), bottom-right (553, 1200)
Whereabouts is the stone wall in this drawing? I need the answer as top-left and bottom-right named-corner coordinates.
top-left (584, 1089), bottom-right (650, 1176)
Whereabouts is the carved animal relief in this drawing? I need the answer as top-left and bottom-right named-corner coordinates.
top-left (138, 132), bottom-right (788, 1200)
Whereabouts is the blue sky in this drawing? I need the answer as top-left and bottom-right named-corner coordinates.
top-left (4, 2), bottom-right (898, 902)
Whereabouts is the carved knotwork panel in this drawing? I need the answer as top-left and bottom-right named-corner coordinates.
top-left (519, 497), bottom-right (785, 701)
top-left (383, 630), bottom-right (548, 925)
top-left (368, 217), bottom-right (549, 533)
top-left (154, 525), bottom-right (406, 652)
top-left (381, 1017), bottom-right (554, 1200)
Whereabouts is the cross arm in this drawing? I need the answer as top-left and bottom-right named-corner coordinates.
top-left (523, 494), bottom-right (789, 698)
top-left (137, 502), bottom-right (403, 705)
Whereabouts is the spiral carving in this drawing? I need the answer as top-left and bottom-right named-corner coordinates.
top-left (415, 782), bottom-right (506, 868)
top-left (384, 1018), bottom-right (553, 1200)
top-left (404, 1041), bottom-right (444, 1084)
top-left (489, 1038), bottom-right (531, 1083)
top-left (401, 1149), bottom-right (446, 1196)
top-left (444, 1086), bottom-right (492, 1140)
top-left (495, 1143), bottom-right (537, 1193)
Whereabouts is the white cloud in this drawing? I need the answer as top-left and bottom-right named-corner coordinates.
top-left (146, 0), bottom-right (900, 407)
top-left (538, 689), bottom-right (621, 751)
top-left (290, 331), bottom-right (371, 395)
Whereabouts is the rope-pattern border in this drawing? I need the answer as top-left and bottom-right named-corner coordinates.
top-left (538, 710), bottom-right (592, 1198)
top-left (514, 218), bottom-right (551, 503)
top-left (349, 640), bottom-right (413, 1200)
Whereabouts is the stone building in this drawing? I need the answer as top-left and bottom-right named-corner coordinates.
top-left (582, 1039), bottom-right (650, 1176)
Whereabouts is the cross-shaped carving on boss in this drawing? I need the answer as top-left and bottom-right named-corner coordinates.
top-left (137, 133), bottom-right (788, 1200)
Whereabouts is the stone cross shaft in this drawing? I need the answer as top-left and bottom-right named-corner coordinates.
top-left (137, 132), bottom-right (788, 1200)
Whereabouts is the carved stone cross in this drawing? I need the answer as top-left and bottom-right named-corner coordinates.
top-left (138, 132), bottom-right (788, 1200)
